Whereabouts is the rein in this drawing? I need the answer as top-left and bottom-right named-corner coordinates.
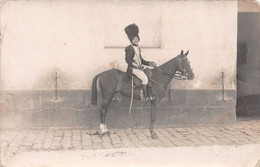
top-left (155, 67), bottom-right (187, 80)
top-left (148, 67), bottom-right (186, 89)
top-left (155, 67), bottom-right (175, 77)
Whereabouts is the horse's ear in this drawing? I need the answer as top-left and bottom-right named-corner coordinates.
top-left (181, 50), bottom-right (184, 55)
top-left (184, 50), bottom-right (189, 56)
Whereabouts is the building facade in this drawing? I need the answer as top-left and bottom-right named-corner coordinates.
top-left (1, 0), bottom-right (238, 128)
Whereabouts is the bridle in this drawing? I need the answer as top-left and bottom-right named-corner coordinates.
top-left (176, 56), bottom-right (190, 80)
top-left (155, 56), bottom-right (189, 80)
top-left (148, 57), bottom-right (189, 88)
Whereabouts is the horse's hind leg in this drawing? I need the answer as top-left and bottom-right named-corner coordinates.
top-left (100, 94), bottom-right (114, 136)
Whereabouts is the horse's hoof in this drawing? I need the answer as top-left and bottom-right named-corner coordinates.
top-left (100, 131), bottom-right (110, 137)
top-left (151, 132), bottom-right (158, 139)
top-left (99, 132), bottom-right (106, 137)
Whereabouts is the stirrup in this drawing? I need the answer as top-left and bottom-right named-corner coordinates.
top-left (150, 96), bottom-right (156, 101)
top-left (145, 97), bottom-right (151, 102)
top-left (145, 96), bottom-right (155, 102)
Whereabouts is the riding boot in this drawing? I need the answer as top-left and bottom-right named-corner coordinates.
top-left (147, 86), bottom-right (156, 101)
top-left (142, 84), bottom-right (150, 101)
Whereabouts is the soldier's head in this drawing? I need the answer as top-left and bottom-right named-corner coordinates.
top-left (131, 36), bottom-right (139, 46)
top-left (124, 24), bottom-right (140, 45)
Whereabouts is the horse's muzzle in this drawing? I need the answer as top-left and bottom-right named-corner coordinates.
top-left (187, 71), bottom-right (194, 80)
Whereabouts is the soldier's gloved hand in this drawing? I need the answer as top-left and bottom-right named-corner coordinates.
top-left (138, 65), bottom-right (144, 70)
top-left (150, 62), bottom-right (157, 67)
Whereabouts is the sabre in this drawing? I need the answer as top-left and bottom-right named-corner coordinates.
top-left (129, 76), bottom-right (134, 115)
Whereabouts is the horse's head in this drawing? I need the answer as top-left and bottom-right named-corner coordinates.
top-left (176, 50), bottom-right (194, 80)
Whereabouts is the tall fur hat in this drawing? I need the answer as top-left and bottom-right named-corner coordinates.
top-left (124, 23), bottom-right (140, 42)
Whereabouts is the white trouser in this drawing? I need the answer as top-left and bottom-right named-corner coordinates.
top-left (132, 68), bottom-right (148, 84)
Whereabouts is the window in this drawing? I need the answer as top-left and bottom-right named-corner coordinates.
top-left (104, 2), bottom-right (162, 48)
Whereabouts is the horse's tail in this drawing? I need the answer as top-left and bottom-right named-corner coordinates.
top-left (91, 73), bottom-right (102, 105)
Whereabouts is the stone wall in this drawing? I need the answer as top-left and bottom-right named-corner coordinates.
top-left (1, 89), bottom-right (236, 129)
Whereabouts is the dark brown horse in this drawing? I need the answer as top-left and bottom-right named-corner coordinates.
top-left (91, 50), bottom-right (194, 139)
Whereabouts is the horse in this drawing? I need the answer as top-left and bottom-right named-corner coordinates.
top-left (91, 50), bottom-right (194, 139)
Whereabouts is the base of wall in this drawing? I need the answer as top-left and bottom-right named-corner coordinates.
top-left (1, 89), bottom-right (237, 129)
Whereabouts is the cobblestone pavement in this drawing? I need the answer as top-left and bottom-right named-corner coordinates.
top-left (1, 117), bottom-right (260, 163)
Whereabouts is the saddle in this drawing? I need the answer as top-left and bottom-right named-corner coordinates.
top-left (123, 68), bottom-right (153, 88)
top-left (116, 68), bottom-right (155, 101)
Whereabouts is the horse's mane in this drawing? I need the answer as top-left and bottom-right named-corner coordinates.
top-left (158, 56), bottom-right (178, 72)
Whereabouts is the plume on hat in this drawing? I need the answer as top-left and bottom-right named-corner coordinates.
top-left (124, 23), bottom-right (140, 42)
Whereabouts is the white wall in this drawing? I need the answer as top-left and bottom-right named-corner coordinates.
top-left (0, 0), bottom-right (237, 90)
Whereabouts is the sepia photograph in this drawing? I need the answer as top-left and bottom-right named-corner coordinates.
top-left (0, 0), bottom-right (260, 166)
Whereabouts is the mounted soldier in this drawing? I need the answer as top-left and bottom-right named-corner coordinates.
top-left (91, 24), bottom-right (194, 138)
top-left (124, 23), bottom-right (156, 101)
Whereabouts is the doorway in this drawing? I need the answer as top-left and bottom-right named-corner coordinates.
top-left (236, 2), bottom-right (260, 117)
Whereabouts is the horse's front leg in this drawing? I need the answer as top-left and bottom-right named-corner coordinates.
top-left (150, 99), bottom-right (158, 139)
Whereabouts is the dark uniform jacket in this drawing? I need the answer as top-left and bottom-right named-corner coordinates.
top-left (125, 45), bottom-right (151, 77)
